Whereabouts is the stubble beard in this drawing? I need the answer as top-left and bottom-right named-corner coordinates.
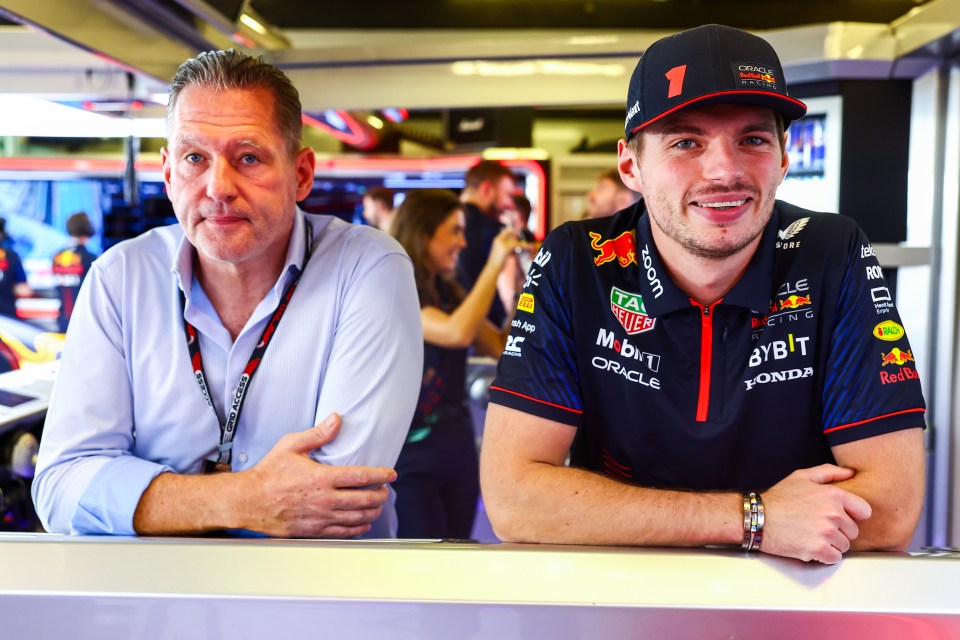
top-left (643, 184), bottom-right (774, 261)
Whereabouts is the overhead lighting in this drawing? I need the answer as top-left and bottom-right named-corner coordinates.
top-left (234, 3), bottom-right (290, 50)
top-left (238, 13), bottom-right (267, 36)
top-left (452, 60), bottom-right (626, 77)
top-left (0, 96), bottom-right (165, 138)
top-left (482, 148), bottom-right (550, 161)
top-left (566, 35), bottom-right (621, 46)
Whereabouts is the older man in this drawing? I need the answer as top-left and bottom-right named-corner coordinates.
top-left (481, 25), bottom-right (925, 564)
top-left (34, 50), bottom-right (422, 538)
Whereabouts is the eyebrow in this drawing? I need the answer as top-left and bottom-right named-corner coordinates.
top-left (170, 134), bottom-right (267, 152)
top-left (655, 121), bottom-right (778, 139)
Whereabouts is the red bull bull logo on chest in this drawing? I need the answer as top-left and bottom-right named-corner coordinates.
top-left (779, 294), bottom-right (811, 310)
top-left (590, 231), bottom-right (637, 268)
top-left (880, 348), bottom-right (914, 367)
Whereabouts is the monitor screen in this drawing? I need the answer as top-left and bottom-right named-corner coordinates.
top-left (0, 388), bottom-right (35, 408)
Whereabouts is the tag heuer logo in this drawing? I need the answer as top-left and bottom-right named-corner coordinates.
top-left (610, 286), bottom-right (655, 335)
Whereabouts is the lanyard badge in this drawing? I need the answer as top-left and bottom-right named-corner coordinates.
top-left (182, 219), bottom-right (313, 473)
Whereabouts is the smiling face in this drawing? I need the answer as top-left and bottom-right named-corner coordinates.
top-left (161, 84), bottom-right (315, 274)
top-left (426, 209), bottom-right (467, 276)
top-left (619, 103), bottom-right (788, 262)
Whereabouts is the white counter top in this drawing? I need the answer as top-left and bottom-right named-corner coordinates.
top-left (0, 533), bottom-right (957, 639)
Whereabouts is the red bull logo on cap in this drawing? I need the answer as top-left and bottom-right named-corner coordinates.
top-left (779, 294), bottom-right (811, 310)
top-left (610, 286), bottom-right (655, 335)
top-left (590, 231), bottom-right (637, 268)
top-left (880, 348), bottom-right (914, 367)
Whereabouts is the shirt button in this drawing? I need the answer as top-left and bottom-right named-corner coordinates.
top-left (238, 451), bottom-right (248, 464)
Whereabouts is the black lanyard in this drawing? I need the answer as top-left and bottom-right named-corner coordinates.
top-left (181, 220), bottom-right (313, 472)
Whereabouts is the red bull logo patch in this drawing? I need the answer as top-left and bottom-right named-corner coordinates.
top-left (879, 366), bottom-right (919, 385)
top-left (873, 320), bottom-right (905, 342)
top-left (590, 231), bottom-right (636, 268)
top-left (53, 251), bottom-right (82, 268)
top-left (779, 294), bottom-right (811, 310)
top-left (517, 293), bottom-right (535, 313)
top-left (881, 348), bottom-right (914, 367)
top-left (610, 286), bottom-right (655, 335)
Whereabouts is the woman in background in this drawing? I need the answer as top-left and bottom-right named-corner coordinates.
top-left (391, 188), bottom-right (523, 539)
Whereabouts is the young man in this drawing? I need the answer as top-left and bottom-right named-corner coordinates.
top-left (585, 169), bottom-right (640, 219)
top-left (457, 160), bottom-right (518, 326)
top-left (33, 50), bottom-right (423, 538)
top-left (52, 212), bottom-right (98, 333)
top-left (0, 218), bottom-right (33, 319)
top-left (481, 24), bottom-right (926, 564)
top-left (361, 186), bottom-right (397, 233)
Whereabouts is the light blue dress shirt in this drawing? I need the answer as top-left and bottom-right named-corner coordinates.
top-left (33, 210), bottom-right (423, 536)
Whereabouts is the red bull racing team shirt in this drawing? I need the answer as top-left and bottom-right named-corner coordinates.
top-left (490, 200), bottom-right (926, 492)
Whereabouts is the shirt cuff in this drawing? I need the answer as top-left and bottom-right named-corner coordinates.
top-left (71, 455), bottom-right (173, 535)
top-left (489, 385), bottom-right (582, 426)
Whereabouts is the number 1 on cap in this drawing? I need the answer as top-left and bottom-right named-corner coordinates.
top-left (665, 65), bottom-right (687, 98)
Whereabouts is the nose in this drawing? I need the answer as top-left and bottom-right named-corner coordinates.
top-left (700, 140), bottom-right (745, 183)
top-left (205, 157), bottom-right (239, 203)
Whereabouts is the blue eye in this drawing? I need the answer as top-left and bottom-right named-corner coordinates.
top-left (240, 154), bottom-right (260, 165)
top-left (186, 153), bottom-right (202, 163)
top-left (674, 139), bottom-right (696, 150)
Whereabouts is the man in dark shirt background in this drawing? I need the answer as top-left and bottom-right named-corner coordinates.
top-left (457, 160), bottom-right (517, 326)
top-left (0, 217), bottom-right (33, 319)
top-left (52, 212), bottom-right (98, 333)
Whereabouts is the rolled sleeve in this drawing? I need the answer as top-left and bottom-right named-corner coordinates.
top-left (32, 257), bottom-right (148, 534)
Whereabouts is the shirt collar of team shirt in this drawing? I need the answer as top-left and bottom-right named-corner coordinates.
top-left (633, 200), bottom-right (778, 318)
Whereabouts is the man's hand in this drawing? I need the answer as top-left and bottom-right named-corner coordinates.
top-left (761, 464), bottom-right (872, 564)
top-left (238, 412), bottom-right (397, 538)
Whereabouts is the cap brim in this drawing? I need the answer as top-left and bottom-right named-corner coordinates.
top-left (629, 90), bottom-right (808, 138)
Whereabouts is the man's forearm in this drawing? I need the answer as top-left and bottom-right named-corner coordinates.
top-left (484, 461), bottom-right (743, 547)
top-left (133, 471), bottom-right (246, 535)
top-left (830, 427), bottom-right (925, 552)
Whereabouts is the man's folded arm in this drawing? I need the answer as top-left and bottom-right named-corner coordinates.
top-left (830, 427), bottom-right (925, 551)
top-left (481, 403), bottom-right (875, 564)
top-left (479, 403), bottom-right (744, 547)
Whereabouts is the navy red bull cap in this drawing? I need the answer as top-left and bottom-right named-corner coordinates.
top-left (625, 24), bottom-right (807, 140)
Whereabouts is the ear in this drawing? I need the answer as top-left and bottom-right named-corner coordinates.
top-left (778, 132), bottom-right (790, 184)
top-left (161, 146), bottom-right (173, 193)
top-left (617, 139), bottom-right (644, 193)
top-left (294, 147), bottom-right (317, 201)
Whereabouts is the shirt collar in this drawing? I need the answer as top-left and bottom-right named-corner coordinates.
top-left (172, 208), bottom-right (310, 301)
top-left (634, 202), bottom-right (779, 317)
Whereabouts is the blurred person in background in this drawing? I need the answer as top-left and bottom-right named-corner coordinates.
top-left (0, 218), bottom-right (33, 319)
top-left (584, 168), bottom-right (640, 219)
top-left (52, 212), bottom-right (99, 333)
top-left (391, 188), bottom-right (526, 539)
top-left (457, 160), bottom-right (518, 326)
top-left (504, 193), bottom-right (536, 243)
top-left (362, 186), bottom-right (397, 233)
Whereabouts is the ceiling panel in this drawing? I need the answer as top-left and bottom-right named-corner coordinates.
top-left (253, 0), bottom-right (930, 30)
